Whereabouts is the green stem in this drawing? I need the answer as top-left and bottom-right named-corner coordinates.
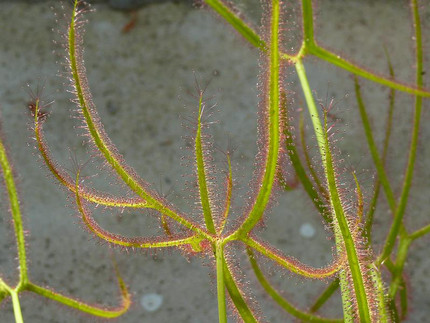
top-left (10, 290), bottom-right (24, 323)
top-left (370, 269), bottom-right (390, 322)
top-left (399, 278), bottom-right (408, 320)
top-left (409, 223), bottom-right (430, 240)
top-left (309, 45), bottom-right (430, 97)
top-left (299, 111), bottom-right (328, 199)
top-left (310, 279), bottom-right (339, 313)
top-left (0, 138), bottom-right (28, 289)
top-left (295, 61), bottom-right (325, 161)
top-left (323, 117), bottom-right (372, 322)
top-left (281, 93), bottom-right (329, 222)
top-left (364, 55), bottom-right (395, 244)
top-left (300, 0), bottom-right (314, 48)
top-left (354, 78), bottom-right (396, 212)
top-left (229, 0), bottom-right (280, 238)
top-left (388, 237), bottom-right (411, 299)
top-left (297, 58), bottom-right (375, 321)
top-left (27, 282), bottom-right (130, 318)
top-left (223, 259), bottom-right (257, 322)
top-left (0, 281), bottom-right (23, 323)
top-left (203, 0), bottom-right (266, 51)
top-left (216, 242), bottom-right (227, 323)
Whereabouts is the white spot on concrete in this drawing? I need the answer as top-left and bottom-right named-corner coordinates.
top-left (300, 223), bottom-right (316, 238)
top-left (140, 293), bottom-right (163, 312)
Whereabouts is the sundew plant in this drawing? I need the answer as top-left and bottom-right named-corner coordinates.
top-left (0, 92), bottom-right (131, 322)
top-left (2, 0), bottom-right (429, 321)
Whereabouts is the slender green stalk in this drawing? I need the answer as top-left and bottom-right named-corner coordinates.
top-left (0, 138), bottom-right (28, 289)
top-left (399, 278), bottom-right (408, 320)
top-left (310, 279), bottom-right (340, 313)
top-left (203, 0), bottom-right (266, 51)
top-left (10, 290), bottom-right (23, 323)
top-left (409, 223), bottom-right (430, 240)
top-left (0, 280), bottom-right (23, 323)
top-left (323, 115), bottom-right (373, 322)
top-left (364, 52), bottom-right (396, 244)
top-left (296, 55), bottom-right (380, 321)
top-left (370, 269), bottom-right (389, 322)
top-left (296, 60), bottom-right (354, 322)
top-left (0, 136), bottom-right (27, 320)
top-left (26, 283), bottom-right (130, 318)
top-left (229, 0), bottom-right (281, 238)
top-left (216, 243), bottom-right (227, 323)
top-left (388, 237), bottom-right (411, 299)
top-left (354, 78), bottom-right (396, 212)
top-left (354, 75), bottom-right (410, 249)
top-left (223, 259), bottom-right (258, 322)
top-left (300, 0), bottom-right (314, 48)
top-left (299, 111), bottom-right (328, 199)
top-left (0, 101), bottom-right (132, 321)
top-left (389, 299), bottom-right (400, 323)
top-left (295, 61), bottom-right (325, 161)
top-left (310, 45), bottom-right (430, 97)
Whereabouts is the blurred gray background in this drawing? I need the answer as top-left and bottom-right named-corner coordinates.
top-left (0, 0), bottom-right (429, 322)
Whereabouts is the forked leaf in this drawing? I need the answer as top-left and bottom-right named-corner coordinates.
top-left (67, 0), bottom-right (206, 237)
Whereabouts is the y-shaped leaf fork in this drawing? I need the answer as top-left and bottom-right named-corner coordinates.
top-left (31, 1), bottom-right (349, 322)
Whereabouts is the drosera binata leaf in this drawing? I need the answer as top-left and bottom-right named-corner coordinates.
top-left (195, 89), bottom-right (217, 234)
top-left (228, 0), bottom-right (281, 240)
top-left (322, 111), bottom-right (383, 322)
top-left (67, 0), bottom-right (210, 239)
